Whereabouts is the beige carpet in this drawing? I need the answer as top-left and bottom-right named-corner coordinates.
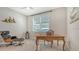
top-left (0, 39), bottom-right (69, 51)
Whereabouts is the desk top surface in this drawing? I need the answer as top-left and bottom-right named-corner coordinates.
top-left (36, 35), bottom-right (64, 41)
top-left (36, 35), bottom-right (64, 38)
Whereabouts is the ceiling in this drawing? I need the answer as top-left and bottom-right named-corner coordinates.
top-left (9, 7), bottom-right (57, 16)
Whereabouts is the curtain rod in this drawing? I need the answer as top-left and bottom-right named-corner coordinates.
top-left (30, 10), bottom-right (52, 16)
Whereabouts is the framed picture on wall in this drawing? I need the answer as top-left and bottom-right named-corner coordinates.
top-left (70, 7), bottom-right (79, 24)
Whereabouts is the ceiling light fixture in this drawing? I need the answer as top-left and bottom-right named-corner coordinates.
top-left (26, 7), bottom-right (31, 10)
top-left (21, 7), bottom-right (33, 10)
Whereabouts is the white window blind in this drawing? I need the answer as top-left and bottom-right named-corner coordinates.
top-left (33, 12), bottom-right (50, 32)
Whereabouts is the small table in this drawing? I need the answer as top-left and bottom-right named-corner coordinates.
top-left (36, 35), bottom-right (65, 51)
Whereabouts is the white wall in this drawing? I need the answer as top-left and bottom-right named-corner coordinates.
top-left (67, 7), bottom-right (79, 50)
top-left (27, 7), bottom-right (67, 40)
top-left (51, 7), bottom-right (67, 36)
top-left (0, 7), bottom-right (27, 38)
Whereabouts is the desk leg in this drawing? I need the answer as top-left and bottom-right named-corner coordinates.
top-left (44, 40), bottom-right (45, 45)
top-left (57, 40), bottom-right (59, 46)
top-left (36, 39), bottom-right (38, 51)
top-left (51, 41), bottom-right (53, 48)
top-left (63, 40), bottom-right (65, 51)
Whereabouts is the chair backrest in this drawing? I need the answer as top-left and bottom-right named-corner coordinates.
top-left (46, 30), bottom-right (54, 35)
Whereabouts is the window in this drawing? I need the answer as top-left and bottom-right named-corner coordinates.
top-left (33, 13), bottom-right (49, 32)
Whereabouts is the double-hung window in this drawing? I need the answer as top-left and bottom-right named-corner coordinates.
top-left (33, 13), bottom-right (49, 32)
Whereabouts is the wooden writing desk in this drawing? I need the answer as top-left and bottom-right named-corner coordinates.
top-left (36, 35), bottom-right (65, 51)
